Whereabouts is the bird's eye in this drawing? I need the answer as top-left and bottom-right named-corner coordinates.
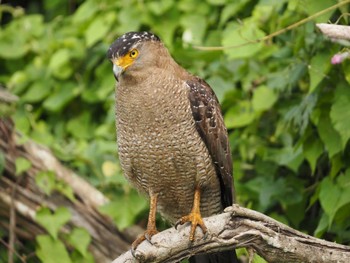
top-left (129, 49), bottom-right (138, 58)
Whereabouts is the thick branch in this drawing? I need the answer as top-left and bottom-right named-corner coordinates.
top-left (316, 23), bottom-right (350, 41)
top-left (113, 205), bottom-right (350, 263)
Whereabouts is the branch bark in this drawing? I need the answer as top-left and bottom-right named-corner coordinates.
top-left (316, 23), bottom-right (350, 41)
top-left (113, 205), bottom-right (350, 263)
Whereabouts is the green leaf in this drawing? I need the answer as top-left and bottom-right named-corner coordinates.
top-left (206, 76), bottom-right (233, 102)
top-left (72, 0), bottom-right (98, 23)
top-left (330, 85), bottom-right (350, 146)
top-left (222, 20), bottom-right (265, 59)
top-left (35, 171), bottom-right (56, 195)
top-left (314, 213), bottom-right (329, 237)
top-left (317, 112), bottom-right (342, 157)
top-left (304, 0), bottom-right (336, 23)
top-left (67, 228), bottom-right (91, 257)
top-left (207, 0), bottom-right (227, 5)
top-left (147, 0), bottom-right (174, 15)
top-left (308, 52), bottom-right (331, 93)
top-left (85, 13), bottom-right (116, 47)
top-left (181, 14), bottom-right (207, 45)
top-left (224, 101), bottom-right (256, 128)
top-left (319, 170), bottom-right (350, 227)
top-left (36, 235), bottom-right (72, 263)
top-left (252, 85), bottom-right (277, 112)
top-left (302, 136), bottom-right (324, 173)
top-left (99, 190), bottom-right (148, 230)
top-left (55, 181), bottom-right (76, 202)
top-left (265, 146), bottom-right (303, 173)
top-left (48, 49), bottom-right (73, 79)
top-left (43, 82), bottom-right (79, 112)
top-left (15, 157), bottom-right (31, 175)
top-left (35, 207), bottom-right (71, 239)
top-left (66, 112), bottom-right (93, 140)
top-left (22, 80), bottom-right (51, 103)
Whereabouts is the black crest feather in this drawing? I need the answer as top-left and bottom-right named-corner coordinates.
top-left (107, 31), bottom-right (160, 59)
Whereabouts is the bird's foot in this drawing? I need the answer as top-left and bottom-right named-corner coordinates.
top-left (175, 211), bottom-right (208, 241)
top-left (131, 229), bottom-right (159, 257)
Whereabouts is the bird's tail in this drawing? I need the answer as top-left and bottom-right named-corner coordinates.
top-left (189, 250), bottom-right (239, 263)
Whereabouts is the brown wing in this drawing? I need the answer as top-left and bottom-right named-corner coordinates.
top-left (186, 77), bottom-right (234, 207)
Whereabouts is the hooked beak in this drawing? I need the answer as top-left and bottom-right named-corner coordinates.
top-left (113, 64), bottom-right (123, 82)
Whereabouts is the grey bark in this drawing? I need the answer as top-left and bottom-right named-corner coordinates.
top-left (113, 205), bottom-right (350, 263)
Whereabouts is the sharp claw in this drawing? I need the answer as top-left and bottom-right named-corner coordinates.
top-left (203, 231), bottom-right (209, 240)
top-left (145, 232), bottom-right (153, 244)
top-left (175, 219), bottom-right (183, 230)
top-left (131, 246), bottom-right (137, 258)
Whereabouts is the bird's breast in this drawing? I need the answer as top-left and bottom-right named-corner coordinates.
top-left (115, 79), bottom-right (222, 222)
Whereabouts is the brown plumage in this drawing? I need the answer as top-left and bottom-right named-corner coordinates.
top-left (107, 31), bottom-right (238, 263)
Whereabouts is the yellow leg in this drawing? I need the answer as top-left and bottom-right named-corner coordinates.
top-left (131, 193), bottom-right (159, 252)
top-left (175, 186), bottom-right (207, 241)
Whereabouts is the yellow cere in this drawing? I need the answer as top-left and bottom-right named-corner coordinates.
top-left (115, 49), bottom-right (139, 70)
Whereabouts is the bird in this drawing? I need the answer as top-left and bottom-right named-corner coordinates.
top-left (107, 31), bottom-right (238, 263)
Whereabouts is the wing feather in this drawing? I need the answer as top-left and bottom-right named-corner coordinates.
top-left (187, 77), bottom-right (234, 207)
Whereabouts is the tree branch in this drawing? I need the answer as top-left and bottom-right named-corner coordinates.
top-left (316, 23), bottom-right (350, 41)
top-left (113, 205), bottom-right (350, 263)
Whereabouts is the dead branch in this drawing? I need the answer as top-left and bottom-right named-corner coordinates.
top-left (316, 23), bottom-right (350, 41)
top-left (113, 205), bottom-right (350, 263)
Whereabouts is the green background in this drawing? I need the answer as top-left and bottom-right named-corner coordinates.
top-left (1, 0), bottom-right (350, 262)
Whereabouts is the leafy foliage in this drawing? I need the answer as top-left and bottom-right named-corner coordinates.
top-left (1, 0), bottom-right (350, 262)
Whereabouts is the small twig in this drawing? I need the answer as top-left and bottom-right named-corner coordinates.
top-left (194, 0), bottom-right (350, 51)
top-left (0, 238), bottom-right (26, 263)
top-left (9, 177), bottom-right (21, 263)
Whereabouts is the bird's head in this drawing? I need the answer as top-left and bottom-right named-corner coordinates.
top-left (107, 31), bottom-right (162, 82)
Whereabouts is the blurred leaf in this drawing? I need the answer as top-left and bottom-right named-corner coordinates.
top-left (48, 49), bottom-right (73, 79)
top-left (303, 135), bottom-right (323, 173)
top-left (36, 235), bottom-right (72, 263)
top-left (317, 112), bottom-right (342, 157)
top-left (220, 1), bottom-right (250, 26)
top-left (330, 85), bottom-right (350, 147)
top-left (224, 101), bottom-right (255, 128)
top-left (314, 213), bottom-right (329, 237)
top-left (35, 171), bottom-right (56, 195)
top-left (207, 0), bottom-right (227, 5)
top-left (319, 170), bottom-right (350, 227)
top-left (304, 0), bottom-right (336, 23)
top-left (308, 52), bottom-right (331, 93)
top-left (265, 146), bottom-right (303, 173)
top-left (147, 0), bottom-right (174, 15)
top-left (55, 180), bottom-right (76, 202)
top-left (181, 14), bottom-right (207, 44)
top-left (85, 13), bottom-right (116, 47)
top-left (36, 207), bottom-right (71, 239)
top-left (100, 191), bottom-right (148, 230)
top-left (252, 85), bottom-right (277, 112)
top-left (72, 1), bottom-right (99, 23)
top-left (206, 76), bottom-right (233, 102)
top-left (15, 157), bottom-right (31, 175)
top-left (43, 82), bottom-right (79, 112)
top-left (66, 112), bottom-right (93, 140)
top-left (222, 20), bottom-right (265, 59)
top-left (22, 80), bottom-right (51, 103)
top-left (67, 228), bottom-right (91, 257)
